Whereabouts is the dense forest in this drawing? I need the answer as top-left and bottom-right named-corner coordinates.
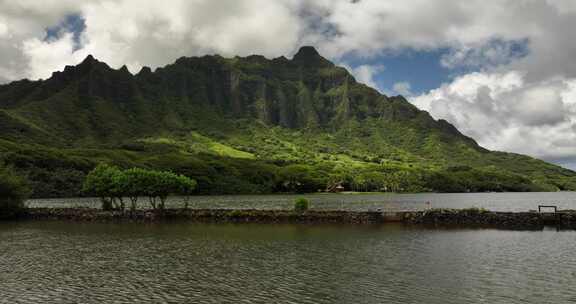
top-left (0, 46), bottom-right (575, 197)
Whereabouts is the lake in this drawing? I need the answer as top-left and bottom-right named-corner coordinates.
top-left (1, 221), bottom-right (575, 303)
top-left (27, 192), bottom-right (576, 211)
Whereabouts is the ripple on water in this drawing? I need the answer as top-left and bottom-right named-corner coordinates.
top-left (1, 222), bottom-right (576, 303)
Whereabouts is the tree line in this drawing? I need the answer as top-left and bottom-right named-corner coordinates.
top-left (2, 143), bottom-right (560, 214)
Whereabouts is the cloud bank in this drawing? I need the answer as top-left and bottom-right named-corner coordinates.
top-left (1, 0), bottom-right (575, 167)
top-left (413, 72), bottom-right (576, 164)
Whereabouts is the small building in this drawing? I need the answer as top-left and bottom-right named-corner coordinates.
top-left (327, 183), bottom-right (345, 193)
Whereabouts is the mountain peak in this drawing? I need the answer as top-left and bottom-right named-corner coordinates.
top-left (74, 54), bottom-right (111, 74)
top-left (137, 66), bottom-right (152, 76)
top-left (80, 54), bottom-right (98, 65)
top-left (292, 46), bottom-right (333, 67)
top-left (118, 65), bottom-right (131, 74)
top-left (294, 46), bottom-right (320, 57)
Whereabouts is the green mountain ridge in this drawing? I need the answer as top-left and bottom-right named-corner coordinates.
top-left (1, 46), bottom-right (575, 197)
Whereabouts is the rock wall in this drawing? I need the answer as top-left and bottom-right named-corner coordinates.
top-left (20, 208), bottom-right (576, 229)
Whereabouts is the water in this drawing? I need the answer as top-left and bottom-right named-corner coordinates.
top-left (1, 221), bottom-right (575, 303)
top-left (27, 192), bottom-right (576, 212)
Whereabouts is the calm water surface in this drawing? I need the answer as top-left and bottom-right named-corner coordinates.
top-left (1, 222), bottom-right (575, 303)
top-left (27, 192), bottom-right (576, 211)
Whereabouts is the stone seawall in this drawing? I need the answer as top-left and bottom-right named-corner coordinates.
top-left (20, 208), bottom-right (576, 229)
top-left (405, 209), bottom-right (576, 229)
top-left (25, 208), bottom-right (384, 224)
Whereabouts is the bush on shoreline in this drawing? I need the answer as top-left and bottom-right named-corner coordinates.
top-left (83, 164), bottom-right (197, 211)
top-left (0, 164), bottom-right (30, 219)
top-left (294, 198), bottom-right (310, 213)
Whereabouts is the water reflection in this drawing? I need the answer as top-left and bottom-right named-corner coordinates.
top-left (1, 222), bottom-right (576, 303)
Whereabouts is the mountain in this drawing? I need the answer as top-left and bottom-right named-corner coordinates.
top-left (1, 46), bottom-right (575, 197)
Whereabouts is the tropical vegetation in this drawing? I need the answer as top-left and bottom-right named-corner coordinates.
top-left (82, 164), bottom-right (196, 211)
top-left (0, 46), bottom-right (574, 198)
top-left (294, 198), bottom-right (310, 213)
top-left (0, 163), bottom-right (30, 218)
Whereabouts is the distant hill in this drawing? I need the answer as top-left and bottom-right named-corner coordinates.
top-left (1, 46), bottom-right (574, 197)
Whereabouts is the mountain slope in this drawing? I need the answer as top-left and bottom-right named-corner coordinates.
top-left (0, 46), bottom-right (574, 197)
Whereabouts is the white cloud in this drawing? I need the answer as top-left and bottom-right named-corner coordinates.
top-left (299, 0), bottom-right (576, 88)
top-left (22, 33), bottom-right (87, 80)
top-left (76, 0), bottom-right (302, 73)
top-left (392, 81), bottom-right (412, 96)
top-left (0, 21), bottom-right (7, 37)
top-left (2, 0), bottom-right (576, 81)
top-left (413, 72), bottom-right (576, 163)
top-left (545, 0), bottom-right (576, 14)
top-left (0, 0), bottom-right (84, 80)
top-left (440, 39), bottom-right (527, 70)
top-left (0, 0), bottom-right (302, 79)
top-left (343, 64), bottom-right (385, 92)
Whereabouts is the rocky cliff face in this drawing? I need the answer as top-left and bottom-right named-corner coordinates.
top-left (0, 46), bottom-right (481, 149)
top-left (135, 46), bottom-right (352, 128)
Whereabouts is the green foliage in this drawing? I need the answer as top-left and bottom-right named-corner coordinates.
top-left (137, 169), bottom-right (197, 210)
top-left (0, 140), bottom-right (92, 198)
top-left (82, 164), bottom-right (197, 211)
top-left (82, 163), bottom-right (124, 210)
top-left (294, 198), bottom-right (310, 213)
top-left (0, 164), bottom-right (30, 219)
top-left (426, 166), bottom-right (544, 193)
top-left (278, 164), bottom-right (325, 193)
top-left (462, 207), bottom-right (488, 214)
top-left (0, 49), bottom-right (575, 198)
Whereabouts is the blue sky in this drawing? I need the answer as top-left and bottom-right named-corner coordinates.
top-left (341, 38), bottom-right (530, 96)
top-left (44, 14), bottom-right (85, 51)
top-left (342, 49), bottom-right (451, 95)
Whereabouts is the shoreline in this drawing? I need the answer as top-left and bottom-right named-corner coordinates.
top-left (15, 208), bottom-right (576, 230)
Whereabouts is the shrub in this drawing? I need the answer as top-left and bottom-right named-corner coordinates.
top-left (462, 207), bottom-right (488, 214)
top-left (130, 169), bottom-right (197, 210)
top-left (0, 165), bottom-right (30, 219)
top-left (294, 198), bottom-right (310, 213)
top-left (83, 164), bottom-right (197, 211)
top-left (82, 163), bottom-right (124, 210)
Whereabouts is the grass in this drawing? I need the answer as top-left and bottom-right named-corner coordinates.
top-left (140, 133), bottom-right (255, 160)
top-left (189, 132), bottom-right (255, 159)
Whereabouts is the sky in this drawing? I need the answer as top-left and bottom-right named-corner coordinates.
top-left (0, 0), bottom-right (575, 169)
